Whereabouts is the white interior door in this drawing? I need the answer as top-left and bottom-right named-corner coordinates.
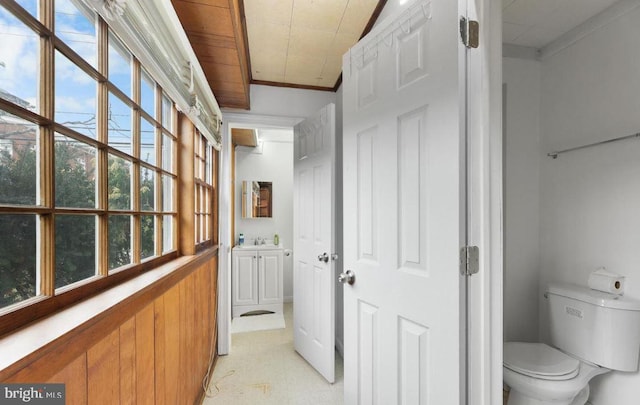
top-left (293, 104), bottom-right (336, 383)
top-left (342, 0), bottom-right (466, 403)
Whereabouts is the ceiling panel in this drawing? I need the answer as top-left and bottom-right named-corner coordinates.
top-left (243, 0), bottom-right (294, 26)
top-left (244, 0), bottom-right (383, 90)
top-left (291, 0), bottom-right (349, 33)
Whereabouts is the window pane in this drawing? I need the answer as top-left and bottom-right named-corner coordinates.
top-left (161, 94), bottom-right (172, 129)
top-left (108, 92), bottom-right (131, 155)
top-left (108, 154), bottom-right (131, 210)
top-left (140, 69), bottom-right (155, 118)
top-left (0, 6), bottom-right (39, 112)
top-left (108, 33), bottom-right (131, 97)
top-left (206, 146), bottom-right (212, 185)
top-left (55, 134), bottom-right (96, 208)
top-left (15, 1), bottom-right (37, 18)
top-left (0, 111), bottom-right (37, 205)
top-left (140, 166), bottom-right (155, 211)
top-left (196, 158), bottom-right (203, 181)
top-left (204, 188), bottom-right (210, 214)
top-left (194, 214), bottom-right (199, 243)
top-left (141, 214), bottom-right (154, 260)
top-left (55, 0), bottom-right (97, 68)
top-left (162, 134), bottom-right (173, 173)
top-left (140, 117), bottom-right (155, 165)
top-left (162, 175), bottom-right (173, 211)
top-left (162, 214), bottom-right (173, 253)
top-left (55, 51), bottom-right (96, 138)
top-left (108, 215), bottom-right (131, 271)
top-left (55, 215), bottom-right (95, 288)
top-left (0, 214), bottom-right (36, 309)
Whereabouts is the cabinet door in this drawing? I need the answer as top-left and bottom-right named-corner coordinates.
top-left (258, 250), bottom-right (283, 305)
top-left (232, 251), bottom-right (258, 306)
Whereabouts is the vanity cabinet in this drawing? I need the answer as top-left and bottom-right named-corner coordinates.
top-left (232, 247), bottom-right (283, 317)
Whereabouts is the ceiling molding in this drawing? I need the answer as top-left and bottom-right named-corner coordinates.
top-left (332, 0), bottom-right (386, 91)
top-left (539, 0), bottom-right (640, 61)
top-left (359, 0), bottom-right (388, 40)
top-left (227, 0), bottom-right (251, 109)
top-left (503, 44), bottom-right (540, 60)
top-left (250, 80), bottom-right (334, 93)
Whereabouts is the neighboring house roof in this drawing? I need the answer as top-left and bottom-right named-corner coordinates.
top-left (0, 88), bottom-right (34, 110)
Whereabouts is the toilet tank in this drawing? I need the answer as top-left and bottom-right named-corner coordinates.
top-left (547, 283), bottom-right (640, 372)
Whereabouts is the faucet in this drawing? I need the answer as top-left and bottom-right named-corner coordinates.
top-left (255, 237), bottom-right (265, 245)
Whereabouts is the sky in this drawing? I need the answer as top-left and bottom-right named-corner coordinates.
top-left (0, 0), bottom-right (157, 165)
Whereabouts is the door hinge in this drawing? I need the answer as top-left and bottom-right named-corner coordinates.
top-left (460, 17), bottom-right (479, 49)
top-left (460, 246), bottom-right (479, 276)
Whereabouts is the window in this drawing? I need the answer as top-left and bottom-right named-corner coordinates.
top-left (0, 1), bottom-right (180, 316)
top-left (194, 130), bottom-right (217, 248)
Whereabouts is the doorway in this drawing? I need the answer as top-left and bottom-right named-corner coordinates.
top-left (216, 112), bottom-right (345, 396)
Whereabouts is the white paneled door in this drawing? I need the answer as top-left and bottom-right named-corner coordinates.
top-left (293, 104), bottom-right (336, 383)
top-left (342, 0), bottom-right (467, 403)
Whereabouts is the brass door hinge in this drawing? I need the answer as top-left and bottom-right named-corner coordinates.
top-left (460, 17), bottom-right (479, 49)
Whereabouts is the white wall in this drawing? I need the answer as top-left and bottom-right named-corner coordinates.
top-left (537, 6), bottom-right (640, 404)
top-left (223, 85), bottom-right (337, 303)
top-left (225, 84), bottom-right (336, 118)
top-left (503, 57), bottom-right (541, 343)
top-left (235, 131), bottom-right (294, 300)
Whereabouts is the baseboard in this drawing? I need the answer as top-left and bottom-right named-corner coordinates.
top-left (284, 296), bottom-right (293, 303)
top-left (335, 337), bottom-right (344, 357)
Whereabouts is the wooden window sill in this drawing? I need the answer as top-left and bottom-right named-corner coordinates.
top-left (0, 246), bottom-right (218, 381)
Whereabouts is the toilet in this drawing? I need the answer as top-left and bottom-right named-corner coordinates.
top-left (504, 283), bottom-right (640, 405)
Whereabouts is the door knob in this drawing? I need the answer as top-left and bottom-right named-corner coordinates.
top-left (338, 270), bottom-right (355, 285)
top-left (318, 252), bottom-right (329, 263)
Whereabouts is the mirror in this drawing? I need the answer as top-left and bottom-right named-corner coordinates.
top-left (242, 181), bottom-right (273, 218)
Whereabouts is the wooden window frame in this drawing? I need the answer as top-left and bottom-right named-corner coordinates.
top-left (0, 1), bottom-right (192, 336)
top-left (194, 130), bottom-right (218, 251)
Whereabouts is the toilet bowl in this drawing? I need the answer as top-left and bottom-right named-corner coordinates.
top-left (504, 342), bottom-right (610, 405)
top-left (503, 284), bottom-right (640, 405)
top-left (503, 283), bottom-right (640, 405)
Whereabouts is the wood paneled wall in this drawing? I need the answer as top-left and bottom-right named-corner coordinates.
top-left (1, 255), bottom-right (218, 405)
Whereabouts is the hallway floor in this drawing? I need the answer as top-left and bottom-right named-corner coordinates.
top-left (203, 303), bottom-right (344, 404)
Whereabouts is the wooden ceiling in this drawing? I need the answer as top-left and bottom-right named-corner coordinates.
top-left (231, 128), bottom-right (258, 146)
top-left (172, 0), bottom-right (385, 110)
top-left (172, 0), bottom-right (251, 109)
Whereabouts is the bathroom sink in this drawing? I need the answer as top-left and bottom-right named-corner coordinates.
top-left (234, 243), bottom-right (281, 250)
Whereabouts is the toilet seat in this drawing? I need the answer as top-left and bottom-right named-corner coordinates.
top-left (504, 342), bottom-right (580, 380)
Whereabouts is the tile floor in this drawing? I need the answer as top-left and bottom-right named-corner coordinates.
top-left (203, 303), bottom-right (344, 405)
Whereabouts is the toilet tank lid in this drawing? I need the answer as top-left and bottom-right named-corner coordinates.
top-left (547, 283), bottom-right (640, 311)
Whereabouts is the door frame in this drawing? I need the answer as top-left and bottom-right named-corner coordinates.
top-left (466, 0), bottom-right (503, 404)
top-left (217, 1), bottom-right (503, 400)
top-left (218, 112), bottom-right (303, 355)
